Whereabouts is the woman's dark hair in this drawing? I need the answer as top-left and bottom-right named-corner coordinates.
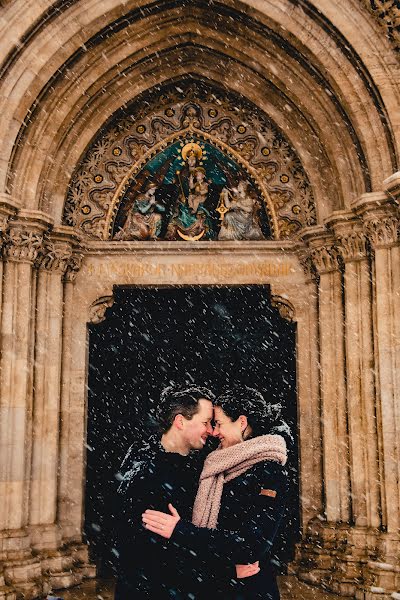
top-left (156, 384), bottom-right (215, 434)
top-left (216, 384), bottom-right (292, 441)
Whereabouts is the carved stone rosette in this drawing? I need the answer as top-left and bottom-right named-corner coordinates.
top-left (2, 227), bottom-right (44, 263)
top-left (364, 214), bottom-right (400, 249)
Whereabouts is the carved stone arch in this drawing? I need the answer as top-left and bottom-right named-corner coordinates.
top-left (63, 80), bottom-right (316, 241)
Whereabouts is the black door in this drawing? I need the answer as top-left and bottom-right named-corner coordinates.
top-left (85, 285), bottom-right (299, 574)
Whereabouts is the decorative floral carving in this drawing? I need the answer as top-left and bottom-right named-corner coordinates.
top-left (3, 228), bottom-right (43, 263)
top-left (64, 253), bottom-right (84, 282)
top-left (0, 214), bottom-right (10, 251)
top-left (364, 215), bottom-right (399, 248)
top-left (298, 251), bottom-right (318, 281)
top-left (89, 296), bottom-right (114, 324)
top-left (336, 231), bottom-right (368, 262)
top-left (364, 0), bottom-right (400, 53)
top-left (271, 295), bottom-right (295, 322)
top-left (63, 81), bottom-right (316, 240)
top-left (36, 240), bottom-right (73, 273)
top-left (310, 244), bottom-right (342, 274)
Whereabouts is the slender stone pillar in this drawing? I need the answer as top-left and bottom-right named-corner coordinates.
top-left (58, 250), bottom-right (84, 543)
top-left (331, 215), bottom-right (380, 531)
top-left (307, 232), bottom-right (351, 524)
top-left (0, 217), bottom-right (49, 535)
top-left (297, 252), bottom-right (324, 526)
top-left (363, 206), bottom-right (400, 599)
top-left (29, 230), bottom-right (73, 551)
top-left (350, 193), bottom-right (400, 599)
top-left (0, 212), bottom-right (52, 600)
top-left (296, 229), bottom-right (351, 594)
top-left (363, 208), bottom-right (399, 537)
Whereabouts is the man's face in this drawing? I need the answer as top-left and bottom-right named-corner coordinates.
top-left (182, 399), bottom-right (214, 450)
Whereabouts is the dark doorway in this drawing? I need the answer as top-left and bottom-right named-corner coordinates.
top-left (85, 285), bottom-right (299, 574)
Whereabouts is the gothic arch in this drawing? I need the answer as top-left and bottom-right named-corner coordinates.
top-left (0, 0), bottom-right (398, 225)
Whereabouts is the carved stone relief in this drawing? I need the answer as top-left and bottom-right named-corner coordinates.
top-left (364, 214), bottom-right (400, 248)
top-left (271, 295), bottom-right (295, 322)
top-left (3, 227), bottom-right (43, 263)
top-left (88, 295), bottom-right (115, 324)
top-left (63, 81), bottom-right (316, 241)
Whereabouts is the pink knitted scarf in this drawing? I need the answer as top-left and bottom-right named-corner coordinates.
top-left (192, 434), bottom-right (287, 529)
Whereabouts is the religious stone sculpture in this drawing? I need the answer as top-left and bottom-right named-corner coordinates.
top-left (217, 180), bottom-right (263, 240)
top-left (188, 167), bottom-right (209, 213)
top-left (114, 183), bottom-right (165, 240)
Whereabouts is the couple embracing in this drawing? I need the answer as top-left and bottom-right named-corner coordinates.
top-left (115, 384), bottom-right (289, 600)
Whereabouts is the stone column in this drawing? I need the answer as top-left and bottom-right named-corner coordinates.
top-left (359, 201), bottom-right (400, 598)
top-left (331, 215), bottom-right (381, 532)
top-left (307, 231), bottom-right (351, 524)
top-left (363, 207), bottom-right (399, 535)
top-left (0, 211), bottom-right (51, 597)
top-left (58, 250), bottom-right (84, 543)
top-left (29, 229), bottom-right (73, 551)
top-left (297, 252), bottom-right (324, 526)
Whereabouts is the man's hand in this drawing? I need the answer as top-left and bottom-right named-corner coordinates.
top-left (142, 503), bottom-right (180, 539)
top-left (236, 561), bottom-right (260, 579)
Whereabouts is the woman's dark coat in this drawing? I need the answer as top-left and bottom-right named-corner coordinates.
top-left (172, 460), bottom-right (289, 599)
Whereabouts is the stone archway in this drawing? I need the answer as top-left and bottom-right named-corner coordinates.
top-left (0, 2), bottom-right (400, 599)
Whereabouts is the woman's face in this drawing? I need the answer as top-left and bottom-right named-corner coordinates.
top-left (212, 406), bottom-right (246, 449)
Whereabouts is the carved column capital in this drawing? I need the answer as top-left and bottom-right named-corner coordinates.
top-left (36, 239), bottom-right (73, 274)
top-left (324, 211), bottom-right (368, 263)
top-left (310, 243), bottom-right (341, 274)
top-left (63, 252), bottom-right (84, 282)
top-left (335, 230), bottom-right (368, 262)
top-left (298, 251), bottom-right (318, 282)
top-left (0, 194), bottom-right (20, 252)
top-left (300, 227), bottom-right (342, 275)
top-left (3, 227), bottom-right (44, 263)
top-left (363, 214), bottom-right (399, 249)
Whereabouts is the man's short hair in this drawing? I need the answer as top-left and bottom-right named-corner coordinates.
top-left (156, 384), bottom-right (215, 434)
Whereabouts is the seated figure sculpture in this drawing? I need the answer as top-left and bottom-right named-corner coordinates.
top-left (114, 183), bottom-right (165, 240)
top-left (218, 179), bottom-right (263, 241)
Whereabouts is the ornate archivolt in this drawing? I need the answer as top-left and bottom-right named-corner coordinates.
top-left (63, 82), bottom-right (316, 241)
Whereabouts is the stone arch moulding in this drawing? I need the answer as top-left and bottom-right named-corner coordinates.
top-left (63, 80), bottom-right (317, 241)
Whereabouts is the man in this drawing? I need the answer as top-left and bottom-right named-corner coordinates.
top-left (114, 384), bottom-right (215, 599)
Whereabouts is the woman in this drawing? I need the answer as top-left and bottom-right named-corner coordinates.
top-left (142, 386), bottom-right (289, 599)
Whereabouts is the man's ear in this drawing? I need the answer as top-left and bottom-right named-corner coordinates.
top-left (173, 413), bottom-right (185, 430)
